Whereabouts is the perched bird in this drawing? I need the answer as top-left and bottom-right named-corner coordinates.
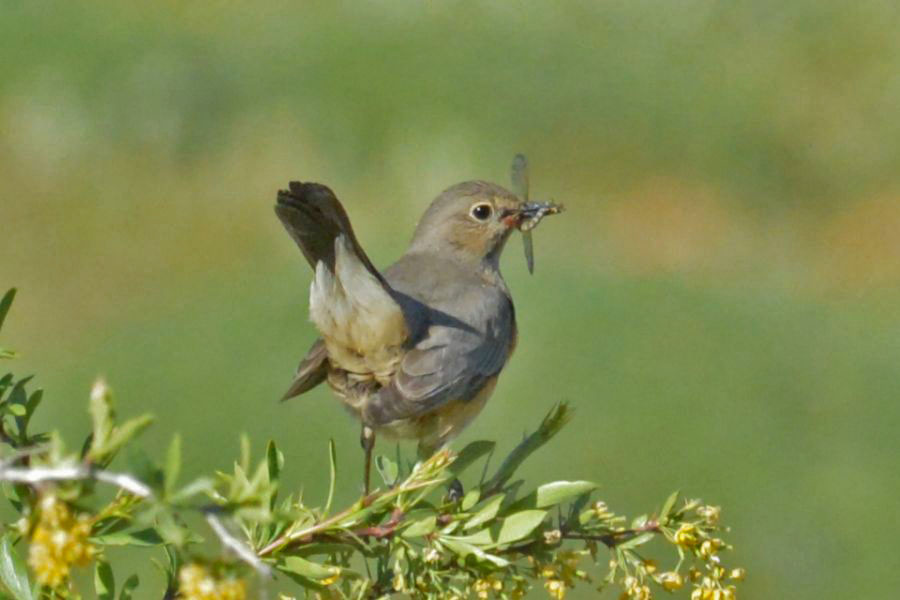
top-left (275, 157), bottom-right (562, 492)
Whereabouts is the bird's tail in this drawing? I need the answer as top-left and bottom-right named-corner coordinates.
top-left (275, 181), bottom-right (383, 281)
top-left (275, 181), bottom-right (409, 373)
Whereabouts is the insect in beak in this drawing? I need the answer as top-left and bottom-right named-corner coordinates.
top-left (511, 202), bottom-right (564, 274)
top-left (508, 154), bottom-right (564, 274)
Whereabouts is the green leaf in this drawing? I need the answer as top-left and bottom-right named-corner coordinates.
top-left (324, 439), bottom-right (336, 515)
top-left (464, 495), bottom-right (504, 530)
top-left (0, 289), bottom-right (16, 333)
top-left (267, 439), bottom-right (284, 510)
top-left (401, 515), bottom-right (436, 538)
top-left (460, 488), bottom-right (480, 511)
top-left (279, 556), bottom-right (340, 580)
top-left (447, 509), bottom-right (547, 547)
top-left (169, 477), bottom-right (215, 503)
top-left (92, 528), bottom-right (165, 547)
top-left (164, 435), bottom-right (181, 496)
top-left (95, 560), bottom-right (115, 600)
top-left (496, 510), bottom-right (547, 544)
top-left (440, 539), bottom-right (510, 567)
top-left (266, 439), bottom-right (283, 485)
top-left (617, 531), bottom-right (656, 550)
top-left (89, 379), bottom-right (114, 456)
top-left (103, 414), bottom-right (154, 459)
top-left (118, 575), bottom-right (139, 600)
top-left (375, 455), bottom-right (398, 488)
top-left (507, 480), bottom-right (598, 512)
top-left (24, 390), bottom-right (42, 420)
top-left (481, 403), bottom-right (570, 494)
top-left (660, 490), bottom-right (679, 522)
top-left (0, 536), bottom-right (34, 600)
top-left (449, 440), bottom-right (495, 476)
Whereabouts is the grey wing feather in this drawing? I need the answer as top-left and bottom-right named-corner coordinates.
top-left (281, 338), bottom-right (328, 400)
top-left (362, 296), bottom-right (514, 426)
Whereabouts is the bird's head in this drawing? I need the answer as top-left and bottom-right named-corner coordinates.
top-left (408, 181), bottom-right (559, 269)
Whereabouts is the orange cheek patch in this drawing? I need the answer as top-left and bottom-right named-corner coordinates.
top-left (501, 214), bottom-right (520, 228)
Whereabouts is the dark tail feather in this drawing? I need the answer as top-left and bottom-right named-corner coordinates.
top-left (274, 181), bottom-right (383, 281)
top-left (281, 338), bottom-right (328, 401)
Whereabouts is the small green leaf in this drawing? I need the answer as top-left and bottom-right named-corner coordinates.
top-left (440, 539), bottom-right (510, 567)
top-left (464, 495), bottom-right (504, 530)
top-left (89, 379), bottom-right (114, 456)
top-left (0, 289), bottom-right (16, 333)
top-left (95, 560), bottom-right (115, 600)
top-left (497, 510), bottom-right (547, 544)
top-left (507, 480), bottom-right (598, 512)
top-left (0, 535), bottom-right (34, 600)
top-left (92, 528), bottom-right (165, 547)
top-left (279, 556), bottom-right (340, 580)
top-left (481, 403), bottom-right (571, 493)
top-left (25, 390), bottom-right (42, 419)
top-left (169, 477), bottom-right (215, 503)
top-left (103, 414), bottom-right (154, 459)
top-left (461, 488), bottom-right (480, 511)
top-left (401, 515), bottom-right (437, 538)
top-left (660, 490), bottom-right (679, 522)
top-left (536, 481), bottom-right (597, 507)
top-left (323, 439), bottom-right (336, 515)
top-left (266, 439), bottom-right (283, 485)
top-left (449, 440), bottom-right (495, 476)
top-left (375, 455), bottom-right (398, 487)
top-left (119, 574), bottom-right (139, 600)
top-left (447, 509), bottom-right (547, 547)
top-left (164, 435), bottom-right (181, 496)
top-left (6, 404), bottom-right (25, 417)
top-left (617, 531), bottom-right (656, 550)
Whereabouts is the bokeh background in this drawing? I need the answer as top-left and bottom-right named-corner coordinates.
top-left (2, 1), bottom-right (900, 597)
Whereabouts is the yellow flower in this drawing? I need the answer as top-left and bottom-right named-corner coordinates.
top-left (674, 524), bottom-right (699, 548)
top-left (474, 578), bottom-right (492, 599)
top-left (544, 578), bottom-right (566, 600)
top-left (728, 568), bottom-right (746, 582)
top-left (658, 571), bottom-right (683, 591)
top-left (178, 563), bottom-right (247, 600)
top-left (319, 567), bottom-right (341, 587)
top-left (28, 495), bottom-right (96, 587)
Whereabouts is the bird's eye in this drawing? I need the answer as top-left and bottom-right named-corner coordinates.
top-left (470, 203), bottom-right (493, 221)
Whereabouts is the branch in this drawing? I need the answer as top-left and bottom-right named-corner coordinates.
top-left (0, 464), bottom-right (153, 498)
top-left (205, 512), bottom-right (273, 578)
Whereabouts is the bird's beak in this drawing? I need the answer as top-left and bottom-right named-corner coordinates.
top-left (500, 202), bottom-right (564, 229)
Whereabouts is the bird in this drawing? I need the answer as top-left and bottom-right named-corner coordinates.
top-left (275, 157), bottom-right (562, 493)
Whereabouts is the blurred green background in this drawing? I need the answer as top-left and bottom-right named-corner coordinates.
top-left (2, 1), bottom-right (899, 597)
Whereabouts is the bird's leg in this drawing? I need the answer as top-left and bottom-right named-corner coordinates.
top-left (360, 425), bottom-right (375, 495)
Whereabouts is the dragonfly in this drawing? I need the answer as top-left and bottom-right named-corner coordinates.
top-left (510, 154), bottom-right (564, 274)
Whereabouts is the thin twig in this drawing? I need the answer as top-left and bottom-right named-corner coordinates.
top-left (0, 464), bottom-right (153, 498)
top-left (205, 512), bottom-right (273, 578)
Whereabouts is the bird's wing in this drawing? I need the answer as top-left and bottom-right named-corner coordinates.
top-left (275, 182), bottom-right (409, 377)
top-left (281, 338), bottom-right (328, 400)
top-left (362, 293), bottom-right (515, 427)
